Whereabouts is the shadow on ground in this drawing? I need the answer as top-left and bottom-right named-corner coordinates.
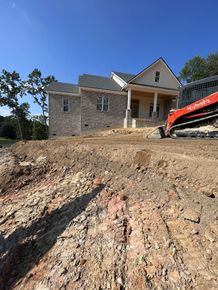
top-left (0, 185), bottom-right (105, 290)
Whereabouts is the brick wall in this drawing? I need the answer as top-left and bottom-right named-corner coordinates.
top-left (80, 90), bottom-right (127, 133)
top-left (48, 90), bottom-right (128, 138)
top-left (49, 93), bottom-right (81, 138)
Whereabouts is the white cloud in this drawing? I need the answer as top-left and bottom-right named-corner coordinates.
top-left (0, 106), bottom-right (11, 117)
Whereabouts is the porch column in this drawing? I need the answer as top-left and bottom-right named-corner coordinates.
top-left (127, 89), bottom-right (132, 110)
top-left (152, 92), bottom-right (158, 121)
top-left (124, 89), bottom-right (132, 128)
top-left (153, 92), bottom-right (158, 112)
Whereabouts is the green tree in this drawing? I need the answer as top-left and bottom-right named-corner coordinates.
top-left (179, 53), bottom-right (218, 84)
top-left (0, 116), bottom-right (17, 139)
top-left (31, 115), bottom-right (48, 140)
top-left (205, 53), bottom-right (218, 76)
top-left (27, 69), bottom-right (56, 136)
top-left (12, 102), bottom-right (32, 140)
top-left (0, 122), bottom-right (17, 139)
top-left (0, 115), bottom-right (4, 126)
top-left (0, 70), bottom-right (26, 139)
top-left (179, 56), bottom-right (206, 84)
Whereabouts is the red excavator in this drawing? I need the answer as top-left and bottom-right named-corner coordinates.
top-left (151, 92), bottom-right (218, 139)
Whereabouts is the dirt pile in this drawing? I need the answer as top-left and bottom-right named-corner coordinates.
top-left (0, 135), bottom-right (218, 289)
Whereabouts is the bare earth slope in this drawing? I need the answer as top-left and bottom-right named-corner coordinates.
top-left (0, 131), bottom-right (218, 289)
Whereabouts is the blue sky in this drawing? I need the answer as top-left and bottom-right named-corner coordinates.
top-left (0, 0), bottom-right (217, 116)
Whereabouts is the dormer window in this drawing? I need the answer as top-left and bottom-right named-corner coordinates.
top-left (155, 71), bottom-right (160, 82)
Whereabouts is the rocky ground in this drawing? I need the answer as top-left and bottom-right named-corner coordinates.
top-left (0, 130), bottom-right (218, 290)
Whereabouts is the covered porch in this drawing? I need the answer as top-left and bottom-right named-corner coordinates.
top-left (124, 87), bottom-right (178, 128)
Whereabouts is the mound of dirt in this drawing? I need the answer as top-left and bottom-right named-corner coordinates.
top-left (0, 149), bottom-right (22, 194)
top-left (0, 134), bottom-right (218, 289)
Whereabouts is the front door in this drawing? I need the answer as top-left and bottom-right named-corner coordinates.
top-left (131, 99), bottom-right (139, 118)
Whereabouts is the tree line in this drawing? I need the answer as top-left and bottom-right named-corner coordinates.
top-left (0, 114), bottom-right (48, 140)
top-left (0, 69), bottom-right (56, 140)
top-left (179, 53), bottom-right (218, 84)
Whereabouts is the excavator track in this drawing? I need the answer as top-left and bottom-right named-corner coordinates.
top-left (169, 114), bottom-right (218, 139)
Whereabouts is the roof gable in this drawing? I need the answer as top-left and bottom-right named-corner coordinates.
top-left (128, 58), bottom-right (180, 90)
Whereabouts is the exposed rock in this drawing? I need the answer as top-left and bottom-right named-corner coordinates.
top-left (200, 187), bottom-right (216, 198)
top-left (203, 191), bottom-right (215, 198)
top-left (191, 228), bottom-right (199, 235)
top-left (93, 177), bottom-right (102, 187)
top-left (204, 230), bottom-right (216, 243)
top-left (183, 209), bottom-right (200, 223)
top-left (0, 135), bottom-right (217, 290)
top-left (116, 277), bottom-right (123, 286)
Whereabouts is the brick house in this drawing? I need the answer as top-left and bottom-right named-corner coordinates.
top-left (47, 57), bottom-right (180, 137)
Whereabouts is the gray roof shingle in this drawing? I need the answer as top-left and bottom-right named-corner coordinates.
top-left (78, 74), bottom-right (122, 92)
top-left (46, 58), bottom-right (179, 94)
top-left (46, 82), bottom-right (79, 94)
top-left (112, 71), bottom-right (135, 82)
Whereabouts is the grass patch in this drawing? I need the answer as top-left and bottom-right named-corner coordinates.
top-left (0, 137), bottom-right (17, 148)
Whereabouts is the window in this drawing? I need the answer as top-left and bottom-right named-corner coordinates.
top-left (63, 98), bottom-right (69, 112)
top-left (96, 96), bottom-right (109, 112)
top-left (155, 71), bottom-right (160, 83)
top-left (149, 103), bottom-right (160, 118)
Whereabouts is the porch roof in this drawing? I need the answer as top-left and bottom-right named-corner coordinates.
top-left (130, 83), bottom-right (179, 91)
top-left (128, 83), bottom-right (179, 95)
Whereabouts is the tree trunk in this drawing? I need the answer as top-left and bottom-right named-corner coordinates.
top-left (42, 109), bottom-right (48, 137)
top-left (15, 114), bottom-right (23, 140)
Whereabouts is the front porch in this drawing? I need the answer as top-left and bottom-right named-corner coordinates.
top-left (124, 88), bottom-right (178, 128)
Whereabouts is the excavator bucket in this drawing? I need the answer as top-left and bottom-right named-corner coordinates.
top-left (144, 126), bottom-right (166, 139)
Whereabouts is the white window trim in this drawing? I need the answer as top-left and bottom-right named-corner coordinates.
top-left (155, 71), bottom-right (160, 83)
top-left (96, 96), bottom-right (110, 112)
top-left (63, 98), bottom-right (69, 112)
